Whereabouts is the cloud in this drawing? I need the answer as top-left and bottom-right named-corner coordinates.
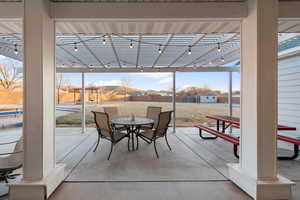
top-left (130, 72), bottom-right (171, 79)
top-left (178, 85), bottom-right (193, 91)
top-left (157, 77), bottom-right (172, 84)
top-left (93, 80), bottom-right (122, 86)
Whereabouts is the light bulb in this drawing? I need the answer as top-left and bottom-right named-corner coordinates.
top-left (217, 43), bottom-right (221, 52)
top-left (208, 61), bottom-right (213, 65)
top-left (130, 41), bottom-right (133, 49)
top-left (221, 57), bottom-right (225, 62)
top-left (158, 45), bottom-right (162, 54)
top-left (74, 43), bottom-right (78, 52)
top-left (188, 46), bottom-right (192, 55)
top-left (14, 44), bottom-right (18, 55)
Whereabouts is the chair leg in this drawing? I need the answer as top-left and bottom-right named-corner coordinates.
top-left (127, 136), bottom-right (130, 152)
top-left (93, 134), bottom-right (101, 152)
top-left (165, 135), bottom-right (172, 151)
top-left (154, 139), bottom-right (159, 159)
top-left (136, 135), bottom-right (139, 150)
top-left (233, 145), bottom-right (239, 159)
top-left (107, 142), bottom-right (113, 160)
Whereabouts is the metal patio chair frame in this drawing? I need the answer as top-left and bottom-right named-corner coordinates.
top-left (136, 111), bottom-right (173, 158)
top-left (92, 111), bottom-right (130, 160)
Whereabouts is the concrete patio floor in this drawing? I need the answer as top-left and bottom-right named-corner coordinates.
top-left (1, 127), bottom-right (300, 199)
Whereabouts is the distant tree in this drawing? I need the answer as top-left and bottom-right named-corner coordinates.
top-left (233, 90), bottom-right (240, 95)
top-left (0, 64), bottom-right (22, 90)
top-left (56, 73), bottom-right (71, 104)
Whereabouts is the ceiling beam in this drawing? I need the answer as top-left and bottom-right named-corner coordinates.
top-left (57, 66), bottom-right (239, 73)
top-left (168, 34), bottom-right (206, 67)
top-left (75, 35), bottom-right (106, 68)
top-left (53, 2), bottom-right (247, 20)
top-left (136, 35), bottom-right (142, 68)
top-left (151, 34), bottom-right (174, 68)
top-left (58, 46), bottom-right (89, 67)
top-left (108, 35), bottom-right (122, 68)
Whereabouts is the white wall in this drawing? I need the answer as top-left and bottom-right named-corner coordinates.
top-left (278, 56), bottom-right (300, 141)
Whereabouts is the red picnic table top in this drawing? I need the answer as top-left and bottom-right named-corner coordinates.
top-left (206, 115), bottom-right (296, 131)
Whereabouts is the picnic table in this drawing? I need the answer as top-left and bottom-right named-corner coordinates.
top-left (206, 115), bottom-right (296, 133)
top-left (195, 115), bottom-right (298, 160)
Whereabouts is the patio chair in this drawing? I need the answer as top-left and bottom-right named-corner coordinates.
top-left (141, 106), bottom-right (162, 130)
top-left (104, 106), bottom-right (125, 131)
top-left (0, 137), bottom-right (23, 197)
top-left (136, 111), bottom-right (172, 158)
top-left (103, 106), bottom-right (119, 119)
top-left (92, 111), bottom-right (130, 160)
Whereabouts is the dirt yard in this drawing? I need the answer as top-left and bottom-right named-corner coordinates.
top-left (56, 101), bottom-right (240, 127)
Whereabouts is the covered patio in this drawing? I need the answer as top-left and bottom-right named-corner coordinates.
top-left (1, 126), bottom-right (300, 199)
top-left (1, 0), bottom-right (300, 200)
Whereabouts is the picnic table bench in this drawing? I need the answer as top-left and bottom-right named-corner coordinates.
top-left (195, 115), bottom-right (299, 160)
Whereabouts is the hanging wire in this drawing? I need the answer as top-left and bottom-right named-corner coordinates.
top-left (0, 33), bottom-right (238, 50)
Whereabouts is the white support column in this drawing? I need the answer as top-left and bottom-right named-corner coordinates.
top-left (228, 71), bottom-right (233, 117)
top-left (81, 72), bottom-right (86, 133)
top-left (228, 0), bottom-right (294, 200)
top-left (172, 72), bottom-right (176, 133)
top-left (10, 0), bottom-right (65, 199)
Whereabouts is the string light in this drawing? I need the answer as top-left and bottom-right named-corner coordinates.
top-left (129, 41), bottom-right (133, 49)
top-left (217, 43), bottom-right (221, 52)
top-left (102, 35), bottom-right (106, 45)
top-left (74, 42), bottom-right (78, 52)
top-left (14, 44), bottom-right (18, 55)
top-left (188, 46), bottom-right (192, 55)
top-left (158, 45), bottom-right (162, 54)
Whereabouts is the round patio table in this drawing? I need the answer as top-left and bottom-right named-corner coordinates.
top-left (111, 117), bottom-right (154, 151)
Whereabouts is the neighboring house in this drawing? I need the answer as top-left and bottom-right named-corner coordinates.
top-left (128, 91), bottom-right (143, 96)
top-left (197, 93), bottom-right (218, 103)
top-left (186, 96), bottom-right (194, 103)
top-left (157, 92), bottom-right (171, 96)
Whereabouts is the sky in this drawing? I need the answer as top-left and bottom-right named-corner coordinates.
top-left (62, 71), bottom-right (240, 92)
top-left (0, 55), bottom-right (240, 92)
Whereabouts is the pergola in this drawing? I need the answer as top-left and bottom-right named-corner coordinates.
top-left (1, 0), bottom-right (300, 199)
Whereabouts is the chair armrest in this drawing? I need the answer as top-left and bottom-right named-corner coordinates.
top-left (0, 151), bottom-right (23, 156)
top-left (0, 140), bottom-right (20, 146)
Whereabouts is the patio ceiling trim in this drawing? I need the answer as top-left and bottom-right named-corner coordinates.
top-left (2, 2), bottom-right (300, 20)
top-left (57, 66), bottom-right (239, 73)
top-left (0, 2), bottom-right (23, 19)
top-left (52, 2), bottom-right (247, 20)
top-left (279, 1), bottom-right (300, 19)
